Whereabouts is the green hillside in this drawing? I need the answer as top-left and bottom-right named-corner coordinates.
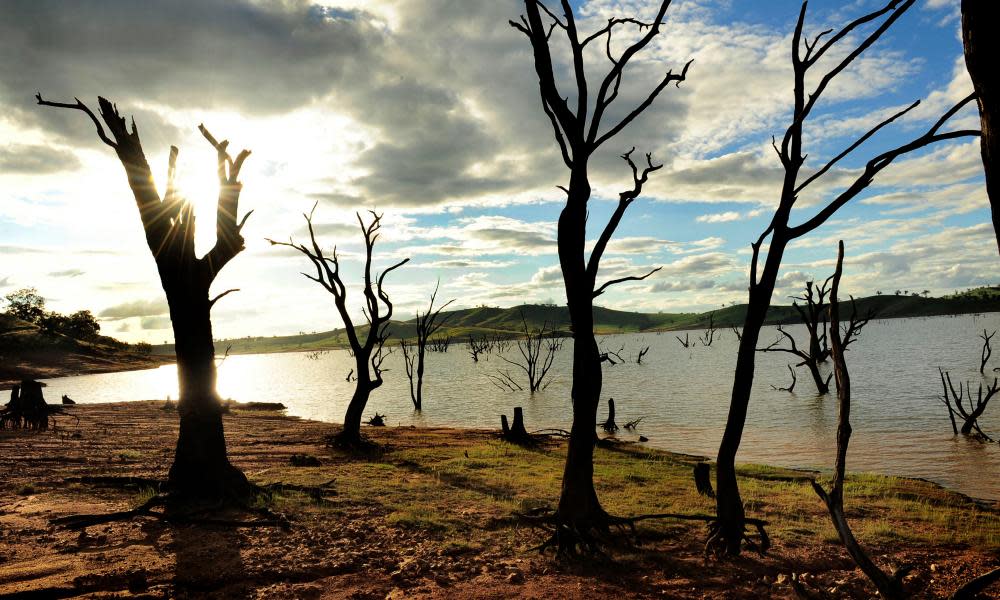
top-left (157, 286), bottom-right (1000, 357)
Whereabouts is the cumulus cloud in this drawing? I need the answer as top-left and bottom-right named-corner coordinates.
top-left (0, 144), bottom-right (80, 174)
top-left (98, 298), bottom-right (169, 320)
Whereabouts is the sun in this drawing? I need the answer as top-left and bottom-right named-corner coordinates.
top-left (171, 152), bottom-right (226, 257)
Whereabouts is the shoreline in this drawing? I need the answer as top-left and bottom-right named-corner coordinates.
top-left (1, 401), bottom-right (997, 598)
top-left (0, 353), bottom-right (174, 391)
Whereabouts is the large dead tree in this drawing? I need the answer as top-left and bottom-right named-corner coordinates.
top-left (962, 0), bottom-right (1000, 254)
top-left (401, 282), bottom-right (453, 411)
top-left (270, 207), bottom-right (407, 446)
top-left (512, 0), bottom-right (689, 554)
top-left (713, 0), bottom-right (980, 556)
top-left (758, 278), bottom-right (833, 394)
top-left (38, 95), bottom-right (253, 497)
top-left (811, 241), bottom-right (908, 600)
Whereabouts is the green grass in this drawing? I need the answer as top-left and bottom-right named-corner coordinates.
top-left (249, 430), bottom-right (1000, 552)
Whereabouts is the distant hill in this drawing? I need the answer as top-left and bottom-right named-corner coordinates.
top-left (156, 286), bottom-right (1000, 357)
top-left (0, 313), bottom-right (171, 389)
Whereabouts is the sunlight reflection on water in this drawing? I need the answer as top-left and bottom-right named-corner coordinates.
top-left (39, 312), bottom-right (1000, 500)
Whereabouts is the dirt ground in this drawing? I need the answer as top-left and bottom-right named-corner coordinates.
top-left (0, 402), bottom-right (997, 599)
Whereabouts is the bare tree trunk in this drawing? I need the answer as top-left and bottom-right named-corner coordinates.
top-left (716, 254), bottom-right (781, 554)
top-left (556, 184), bottom-right (608, 526)
top-left (805, 360), bottom-right (830, 394)
top-left (166, 292), bottom-right (248, 494)
top-left (812, 241), bottom-right (905, 599)
top-left (963, 0), bottom-right (1000, 254)
top-left (341, 367), bottom-right (371, 444)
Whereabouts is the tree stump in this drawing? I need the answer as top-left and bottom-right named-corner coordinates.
top-left (1, 379), bottom-right (65, 431)
top-left (601, 397), bottom-right (619, 433)
top-left (694, 463), bottom-right (715, 498)
top-left (500, 407), bottom-right (533, 444)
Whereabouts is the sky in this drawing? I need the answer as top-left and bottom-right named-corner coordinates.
top-left (0, 0), bottom-right (994, 344)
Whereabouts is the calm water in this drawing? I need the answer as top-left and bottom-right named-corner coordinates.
top-left (39, 313), bottom-right (1000, 500)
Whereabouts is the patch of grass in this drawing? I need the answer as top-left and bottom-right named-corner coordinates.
top-left (132, 485), bottom-right (157, 508)
top-left (386, 506), bottom-right (450, 533)
top-left (117, 449), bottom-right (143, 461)
top-left (16, 484), bottom-right (36, 496)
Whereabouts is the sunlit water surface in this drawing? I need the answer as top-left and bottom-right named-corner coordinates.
top-left (40, 313), bottom-right (1000, 500)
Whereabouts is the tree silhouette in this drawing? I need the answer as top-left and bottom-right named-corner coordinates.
top-left (810, 241), bottom-right (905, 599)
top-left (758, 279), bottom-right (833, 394)
top-left (269, 206), bottom-right (406, 446)
top-left (962, 0), bottom-right (1000, 254)
top-left (712, 0), bottom-right (980, 556)
top-left (512, 0), bottom-right (688, 554)
top-left (401, 281), bottom-right (453, 411)
top-left (38, 94), bottom-right (254, 497)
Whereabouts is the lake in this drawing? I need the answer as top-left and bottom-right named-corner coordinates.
top-left (38, 312), bottom-right (1000, 501)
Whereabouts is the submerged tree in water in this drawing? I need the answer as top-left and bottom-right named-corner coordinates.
top-left (38, 94), bottom-right (254, 497)
top-left (401, 282), bottom-right (453, 411)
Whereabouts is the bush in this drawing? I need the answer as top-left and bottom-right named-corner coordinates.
top-left (36, 310), bottom-right (100, 341)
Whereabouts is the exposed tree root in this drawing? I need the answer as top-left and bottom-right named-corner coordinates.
top-left (325, 430), bottom-right (383, 453)
top-left (952, 566), bottom-right (1000, 599)
top-left (704, 517), bottom-right (771, 557)
top-left (518, 506), bottom-right (769, 559)
top-left (48, 477), bottom-right (338, 531)
top-left (51, 490), bottom-right (290, 530)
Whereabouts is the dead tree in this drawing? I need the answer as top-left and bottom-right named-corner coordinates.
top-left (487, 369), bottom-right (524, 392)
top-left (760, 279), bottom-right (837, 393)
top-left (713, 0), bottom-right (979, 556)
top-left (428, 336), bottom-right (451, 352)
top-left (498, 316), bottom-right (558, 392)
top-left (759, 325), bottom-right (832, 394)
top-left (468, 335), bottom-right (492, 362)
top-left (636, 346), bottom-right (650, 364)
top-left (980, 329), bottom-right (995, 374)
top-left (513, 0), bottom-right (689, 554)
top-left (38, 95), bottom-right (255, 497)
top-left (795, 278), bottom-right (832, 363)
top-left (730, 326), bottom-right (742, 342)
top-left (962, 0), bottom-right (1000, 254)
top-left (770, 364), bottom-right (797, 393)
top-left (269, 207), bottom-right (407, 446)
top-left (600, 342), bottom-right (626, 366)
top-left (401, 282), bottom-right (454, 410)
top-left (938, 368), bottom-right (998, 441)
top-left (811, 241), bottom-right (909, 600)
top-left (676, 332), bottom-right (691, 348)
top-left (600, 397), bottom-right (619, 433)
top-left (699, 313), bottom-right (717, 346)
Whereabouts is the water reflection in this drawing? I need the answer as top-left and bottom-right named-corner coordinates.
top-left (39, 313), bottom-right (1000, 500)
